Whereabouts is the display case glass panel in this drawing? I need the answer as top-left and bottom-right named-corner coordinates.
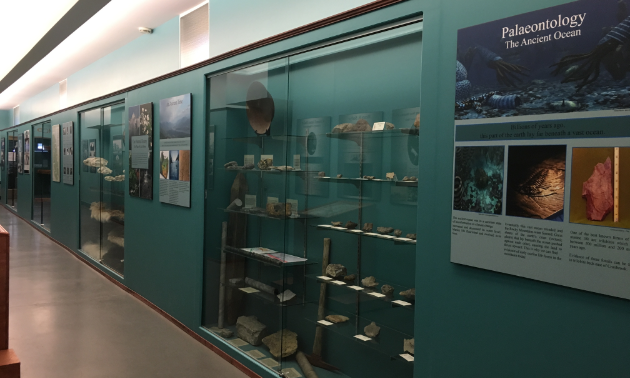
top-left (204, 19), bottom-right (421, 378)
top-left (32, 121), bottom-right (52, 229)
top-left (79, 103), bottom-right (126, 275)
top-left (6, 131), bottom-right (17, 209)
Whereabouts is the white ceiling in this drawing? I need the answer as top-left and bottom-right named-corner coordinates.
top-left (0, 0), bottom-right (206, 109)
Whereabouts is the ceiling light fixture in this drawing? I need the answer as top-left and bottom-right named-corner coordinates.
top-left (138, 27), bottom-right (153, 34)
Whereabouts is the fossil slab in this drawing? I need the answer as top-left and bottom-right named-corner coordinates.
top-left (362, 276), bottom-right (378, 288)
top-left (262, 329), bottom-right (298, 358)
top-left (326, 264), bottom-right (347, 279)
top-left (583, 157), bottom-right (614, 221)
top-left (325, 314), bottom-right (349, 323)
top-left (236, 315), bottom-right (267, 346)
top-left (364, 322), bottom-right (380, 338)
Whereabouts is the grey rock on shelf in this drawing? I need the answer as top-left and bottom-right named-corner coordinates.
top-left (377, 227), bottom-right (394, 235)
top-left (354, 119), bottom-right (371, 132)
top-left (262, 329), bottom-right (298, 358)
top-left (385, 122), bottom-right (395, 130)
top-left (318, 171), bottom-right (326, 178)
top-left (361, 276), bottom-right (378, 288)
top-left (394, 229), bottom-right (402, 237)
top-left (400, 288), bottom-right (416, 300)
top-left (326, 264), bottom-right (347, 279)
top-left (406, 233), bottom-right (417, 240)
top-left (345, 221), bottom-right (357, 229)
top-left (381, 284), bottom-right (394, 296)
top-left (364, 322), bottom-right (381, 338)
top-left (343, 274), bottom-right (356, 282)
top-left (331, 123), bottom-right (354, 133)
top-left (325, 314), bottom-right (349, 324)
top-left (336, 174), bottom-right (343, 178)
top-left (236, 315), bottom-right (267, 346)
top-left (243, 164), bottom-right (255, 170)
top-left (258, 158), bottom-right (273, 170)
top-left (209, 327), bottom-right (233, 339)
top-left (331, 221), bottom-right (342, 227)
top-left (277, 165), bottom-right (293, 171)
top-left (362, 223), bottom-right (373, 232)
top-left (224, 161), bottom-right (238, 168)
top-left (363, 175), bottom-right (375, 180)
top-left (404, 338), bottom-right (415, 355)
top-left (402, 176), bottom-right (418, 182)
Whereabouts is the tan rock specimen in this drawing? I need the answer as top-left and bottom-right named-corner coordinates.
top-left (236, 315), bottom-right (267, 345)
top-left (258, 158), bottom-right (273, 170)
top-left (364, 322), bottom-right (381, 338)
top-left (362, 276), bottom-right (378, 288)
top-left (266, 202), bottom-right (292, 218)
top-left (262, 329), bottom-right (298, 358)
top-left (325, 314), bottom-right (349, 323)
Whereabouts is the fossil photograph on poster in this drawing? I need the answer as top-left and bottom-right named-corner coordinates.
top-left (0, 137), bottom-right (5, 169)
top-left (62, 122), bottom-right (74, 185)
top-left (453, 146), bottom-right (504, 214)
top-left (17, 134), bottom-right (23, 174)
top-left (159, 94), bottom-right (191, 207)
top-left (129, 103), bottom-right (153, 199)
top-left (52, 125), bottom-right (60, 182)
top-left (23, 130), bottom-right (30, 174)
top-left (456, 0), bottom-right (630, 121)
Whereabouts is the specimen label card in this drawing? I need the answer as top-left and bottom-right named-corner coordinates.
top-left (368, 292), bottom-right (385, 298)
top-left (372, 122), bottom-right (385, 131)
top-left (400, 354), bottom-right (414, 362)
top-left (317, 320), bottom-right (333, 326)
top-left (393, 300), bottom-right (412, 306)
top-left (51, 126), bottom-right (60, 182)
top-left (452, 0), bottom-right (630, 300)
top-left (159, 94), bottom-right (191, 207)
top-left (244, 154), bottom-right (254, 166)
top-left (317, 276), bottom-right (332, 281)
top-left (62, 122), bottom-right (73, 185)
top-left (244, 194), bottom-right (256, 208)
top-left (354, 335), bottom-right (371, 341)
top-left (348, 286), bottom-right (364, 291)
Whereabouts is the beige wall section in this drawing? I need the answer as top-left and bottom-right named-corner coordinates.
top-left (208, 0), bottom-right (373, 57)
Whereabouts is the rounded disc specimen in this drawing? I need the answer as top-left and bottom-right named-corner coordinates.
top-left (246, 81), bottom-right (275, 135)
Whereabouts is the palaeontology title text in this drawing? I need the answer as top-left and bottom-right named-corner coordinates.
top-left (502, 13), bottom-right (586, 49)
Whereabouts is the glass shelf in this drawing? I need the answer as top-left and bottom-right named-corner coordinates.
top-left (86, 123), bottom-right (124, 130)
top-left (223, 245), bottom-right (316, 267)
top-left (224, 168), bottom-right (318, 175)
top-left (316, 177), bottom-right (418, 187)
top-left (326, 128), bottom-right (419, 143)
top-left (221, 281), bottom-right (314, 307)
top-left (313, 225), bottom-right (417, 245)
top-left (221, 207), bottom-right (316, 221)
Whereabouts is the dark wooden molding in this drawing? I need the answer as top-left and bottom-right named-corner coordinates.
top-left (3, 206), bottom-right (262, 378)
top-left (4, 0), bottom-right (405, 130)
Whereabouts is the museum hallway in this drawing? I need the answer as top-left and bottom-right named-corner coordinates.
top-left (0, 206), bottom-right (249, 378)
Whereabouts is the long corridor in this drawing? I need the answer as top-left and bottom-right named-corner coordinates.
top-left (2, 207), bottom-right (249, 378)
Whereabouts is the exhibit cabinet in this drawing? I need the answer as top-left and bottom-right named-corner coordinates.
top-left (204, 19), bottom-right (421, 378)
top-left (31, 121), bottom-right (52, 229)
top-left (5, 131), bottom-right (17, 210)
top-left (79, 102), bottom-right (126, 275)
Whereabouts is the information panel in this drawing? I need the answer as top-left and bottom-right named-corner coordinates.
top-left (62, 122), bottom-right (74, 185)
top-left (52, 125), bottom-right (60, 182)
top-left (451, 0), bottom-right (630, 299)
top-left (159, 94), bottom-right (191, 207)
top-left (129, 103), bottom-right (153, 199)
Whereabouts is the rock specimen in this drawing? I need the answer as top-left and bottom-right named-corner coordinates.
top-left (245, 277), bottom-right (276, 295)
top-left (332, 123), bottom-right (354, 133)
top-left (402, 176), bottom-right (418, 182)
top-left (345, 221), bottom-right (358, 229)
top-left (224, 161), bottom-right (238, 168)
top-left (243, 164), bottom-right (255, 170)
top-left (343, 274), bottom-right (356, 282)
top-left (583, 157), bottom-right (614, 221)
top-left (381, 284), bottom-right (394, 296)
top-left (364, 322), bottom-right (381, 338)
top-left (400, 288), bottom-right (416, 300)
top-left (385, 122), bottom-right (395, 130)
top-left (386, 172), bottom-right (396, 180)
top-left (236, 315), bottom-right (267, 345)
top-left (97, 166), bottom-right (112, 175)
top-left (83, 157), bottom-right (108, 167)
top-left (404, 338), bottom-right (415, 355)
top-left (318, 171), bottom-right (326, 178)
top-left (266, 202), bottom-right (292, 218)
top-left (325, 314), bottom-right (349, 323)
top-left (362, 276), bottom-right (378, 288)
top-left (258, 158), bottom-right (273, 170)
top-left (262, 329), bottom-right (298, 358)
top-left (331, 119), bottom-right (371, 133)
top-left (336, 174), bottom-right (343, 178)
top-left (362, 223), bottom-right (373, 232)
top-left (394, 229), bottom-right (402, 237)
top-left (326, 264), bottom-right (347, 279)
top-left (363, 176), bottom-right (375, 180)
top-left (377, 227), bottom-right (394, 235)
top-left (277, 165), bottom-right (293, 171)
top-left (210, 327), bottom-right (233, 338)
top-left (355, 119), bottom-right (371, 131)
top-left (296, 351), bottom-right (319, 378)
top-left (331, 221), bottom-right (342, 227)
top-left (406, 233), bottom-right (417, 240)
top-left (414, 113), bottom-right (420, 129)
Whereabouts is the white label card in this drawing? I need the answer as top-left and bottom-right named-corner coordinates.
top-left (267, 197), bottom-right (279, 205)
top-left (400, 354), bottom-right (414, 362)
top-left (317, 320), bottom-right (333, 326)
top-left (293, 155), bottom-right (301, 170)
top-left (239, 287), bottom-right (260, 294)
top-left (287, 199), bottom-right (298, 214)
top-left (392, 300), bottom-right (412, 306)
top-left (244, 155), bottom-right (254, 166)
top-left (331, 280), bottom-right (346, 285)
top-left (368, 292), bottom-right (386, 298)
top-left (317, 276), bottom-right (333, 281)
top-left (244, 194), bottom-right (256, 209)
top-left (354, 335), bottom-right (371, 341)
top-left (348, 286), bottom-right (364, 291)
top-left (372, 122), bottom-right (386, 131)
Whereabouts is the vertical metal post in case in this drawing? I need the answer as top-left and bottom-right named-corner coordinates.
top-left (218, 221), bottom-right (227, 328)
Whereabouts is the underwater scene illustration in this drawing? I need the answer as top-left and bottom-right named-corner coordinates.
top-left (453, 146), bottom-right (505, 214)
top-left (456, 0), bottom-right (630, 120)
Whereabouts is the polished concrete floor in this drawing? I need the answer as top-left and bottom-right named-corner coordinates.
top-left (1, 207), bottom-right (249, 378)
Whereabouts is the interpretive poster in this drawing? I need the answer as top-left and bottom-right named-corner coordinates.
top-left (17, 134), bottom-right (23, 174)
top-left (52, 125), bottom-right (60, 182)
top-left (129, 103), bottom-right (153, 199)
top-left (62, 121), bottom-right (74, 185)
top-left (159, 94), bottom-right (191, 207)
top-left (88, 139), bottom-right (96, 173)
top-left (451, 0), bottom-right (630, 300)
top-left (0, 137), bottom-right (5, 168)
top-left (23, 130), bottom-right (30, 174)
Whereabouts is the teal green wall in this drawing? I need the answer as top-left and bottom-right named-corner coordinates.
top-left (3, 0), bottom-right (630, 377)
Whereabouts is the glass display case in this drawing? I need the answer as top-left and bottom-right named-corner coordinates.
top-left (204, 19), bottom-right (421, 378)
top-left (32, 121), bottom-right (52, 229)
top-left (6, 131), bottom-right (18, 210)
top-left (79, 102), bottom-right (126, 275)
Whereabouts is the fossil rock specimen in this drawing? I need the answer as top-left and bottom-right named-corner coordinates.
top-left (414, 113), bottom-right (420, 129)
top-left (362, 223), bottom-right (373, 232)
top-left (224, 161), bottom-right (238, 168)
top-left (243, 164), bottom-right (255, 170)
top-left (318, 171), bottom-right (326, 178)
top-left (266, 202), bottom-right (292, 218)
top-left (362, 276), bottom-right (378, 288)
top-left (385, 122), bottom-right (395, 130)
top-left (377, 227), bottom-right (394, 235)
top-left (343, 274), bottom-right (356, 282)
top-left (354, 119), bottom-right (371, 132)
top-left (332, 123), bottom-right (354, 133)
top-left (258, 158), bottom-right (273, 170)
top-left (262, 329), bottom-right (298, 358)
top-left (97, 166), bottom-right (112, 175)
top-left (386, 172), bottom-right (396, 180)
top-left (400, 288), bottom-right (416, 300)
top-left (364, 322), bottom-right (381, 338)
top-left (394, 229), bottom-right (402, 237)
top-left (381, 284), bottom-right (394, 296)
top-left (326, 264), bottom-right (347, 279)
top-left (406, 233), bottom-right (417, 240)
top-left (583, 157), bottom-right (614, 221)
top-left (345, 221), bottom-right (358, 229)
top-left (402, 176), bottom-right (418, 182)
top-left (331, 221), bottom-right (342, 227)
top-left (404, 338), bottom-right (415, 355)
top-left (83, 157), bottom-right (108, 167)
top-left (236, 316), bottom-right (267, 346)
top-left (210, 327), bottom-right (233, 338)
top-left (325, 315), bottom-right (349, 324)
top-left (363, 175), bottom-right (375, 180)
top-left (104, 175), bottom-right (124, 182)
top-left (246, 81), bottom-right (275, 135)
top-left (331, 119), bottom-right (371, 133)
top-left (276, 166), bottom-right (293, 171)
top-left (336, 174), bottom-right (343, 178)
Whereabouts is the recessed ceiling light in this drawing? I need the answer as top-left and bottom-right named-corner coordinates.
top-left (138, 27), bottom-right (153, 34)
